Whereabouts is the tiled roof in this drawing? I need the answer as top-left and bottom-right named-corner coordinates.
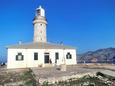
top-left (7, 42), bottom-right (75, 49)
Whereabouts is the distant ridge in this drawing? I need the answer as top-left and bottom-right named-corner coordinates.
top-left (78, 47), bottom-right (115, 63)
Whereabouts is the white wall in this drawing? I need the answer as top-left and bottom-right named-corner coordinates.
top-left (7, 49), bottom-right (27, 68)
top-left (7, 48), bottom-right (77, 69)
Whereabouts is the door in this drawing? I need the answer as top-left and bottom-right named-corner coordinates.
top-left (44, 53), bottom-right (49, 63)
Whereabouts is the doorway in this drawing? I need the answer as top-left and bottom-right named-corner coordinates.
top-left (44, 53), bottom-right (50, 63)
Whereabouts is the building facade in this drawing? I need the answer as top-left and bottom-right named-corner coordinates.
top-left (7, 6), bottom-right (77, 69)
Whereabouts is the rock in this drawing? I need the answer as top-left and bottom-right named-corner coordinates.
top-left (60, 64), bottom-right (66, 71)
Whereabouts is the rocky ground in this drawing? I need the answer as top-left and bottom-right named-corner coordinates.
top-left (31, 64), bottom-right (115, 83)
top-left (31, 65), bottom-right (103, 83)
top-left (0, 64), bottom-right (115, 86)
top-left (0, 66), bottom-right (28, 85)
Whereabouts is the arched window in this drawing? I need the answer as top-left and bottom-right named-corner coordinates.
top-left (66, 52), bottom-right (72, 59)
top-left (16, 53), bottom-right (24, 61)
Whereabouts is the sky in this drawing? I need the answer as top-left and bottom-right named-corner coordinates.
top-left (0, 0), bottom-right (115, 62)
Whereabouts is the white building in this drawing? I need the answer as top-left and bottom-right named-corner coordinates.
top-left (7, 6), bottom-right (77, 69)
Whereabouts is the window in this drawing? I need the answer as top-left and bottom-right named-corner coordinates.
top-left (66, 52), bottom-right (72, 59)
top-left (45, 53), bottom-right (49, 55)
top-left (55, 52), bottom-right (59, 60)
top-left (34, 52), bottom-right (38, 60)
top-left (37, 9), bottom-right (41, 15)
top-left (16, 53), bottom-right (24, 61)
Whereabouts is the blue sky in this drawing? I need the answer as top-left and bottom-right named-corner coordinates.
top-left (0, 0), bottom-right (115, 62)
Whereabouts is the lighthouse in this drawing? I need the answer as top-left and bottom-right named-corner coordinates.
top-left (33, 6), bottom-right (47, 43)
top-left (7, 5), bottom-right (77, 69)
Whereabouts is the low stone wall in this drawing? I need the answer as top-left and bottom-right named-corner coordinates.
top-left (39, 72), bottom-right (96, 84)
top-left (4, 81), bottom-right (23, 86)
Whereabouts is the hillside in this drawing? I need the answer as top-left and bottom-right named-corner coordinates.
top-left (78, 48), bottom-right (115, 63)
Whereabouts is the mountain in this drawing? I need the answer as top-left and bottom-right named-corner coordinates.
top-left (78, 47), bottom-right (115, 63)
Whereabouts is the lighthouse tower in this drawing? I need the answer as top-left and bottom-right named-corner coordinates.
top-left (33, 6), bottom-right (47, 43)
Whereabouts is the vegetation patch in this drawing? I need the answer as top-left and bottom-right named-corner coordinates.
top-left (20, 68), bottom-right (39, 86)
